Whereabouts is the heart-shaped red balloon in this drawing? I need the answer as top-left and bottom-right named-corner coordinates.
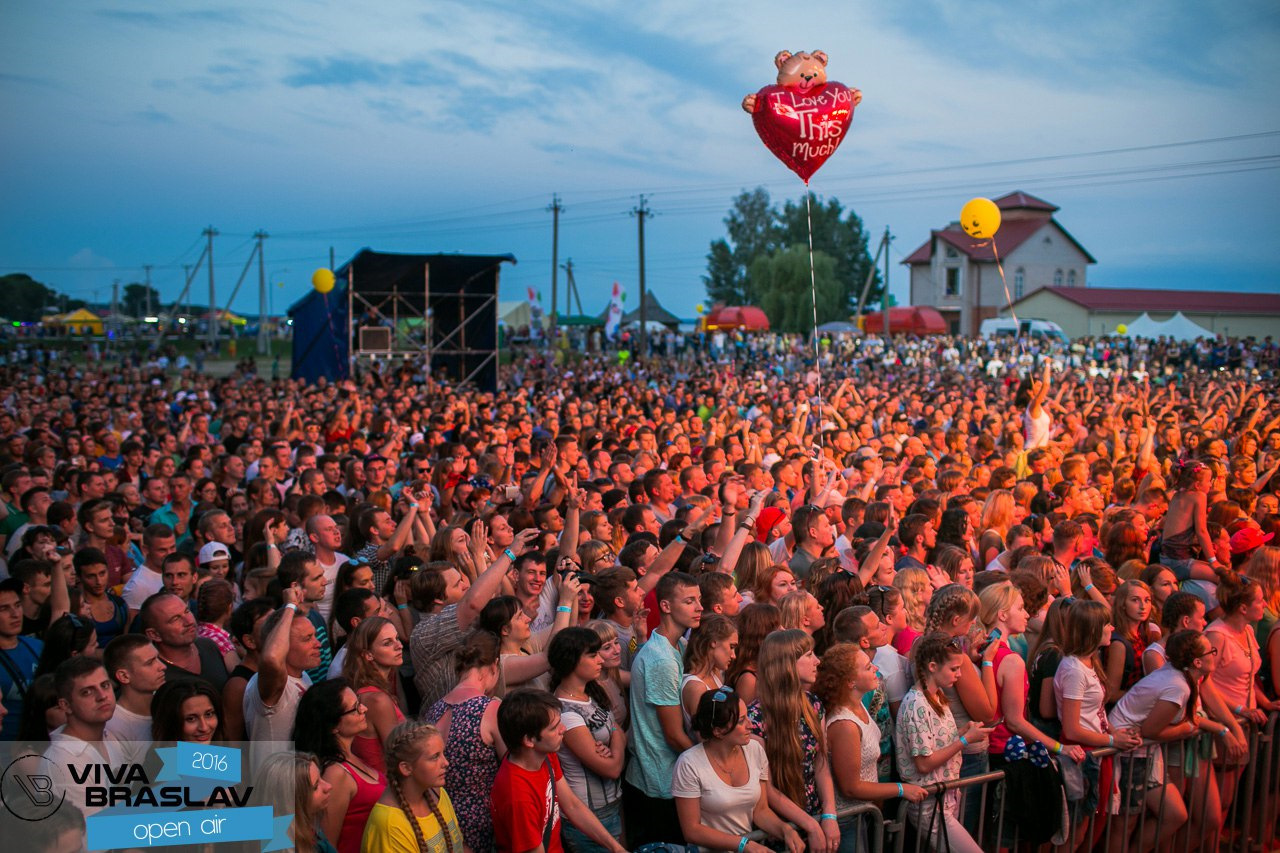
top-left (751, 82), bottom-right (857, 183)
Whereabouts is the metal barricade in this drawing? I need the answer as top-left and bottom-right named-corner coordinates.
top-left (744, 712), bottom-right (1280, 853)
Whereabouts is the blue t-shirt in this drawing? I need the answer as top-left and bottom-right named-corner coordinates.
top-left (0, 636), bottom-right (44, 739)
top-left (625, 631), bottom-right (685, 799)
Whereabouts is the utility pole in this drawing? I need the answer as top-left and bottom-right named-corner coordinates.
top-left (881, 226), bottom-right (891, 334)
top-left (562, 259), bottom-right (583, 314)
top-left (548, 194), bottom-right (562, 340)
top-left (203, 225), bottom-right (218, 345)
top-left (143, 264), bottom-right (153, 319)
top-left (255, 230), bottom-right (269, 356)
top-left (632, 195), bottom-right (650, 358)
top-left (111, 280), bottom-right (120, 339)
top-left (181, 265), bottom-right (191, 328)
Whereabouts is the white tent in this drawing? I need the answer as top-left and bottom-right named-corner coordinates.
top-left (1158, 312), bottom-right (1214, 341)
top-left (1124, 311), bottom-right (1213, 342)
top-left (1121, 312), bottom-right (1161, 338)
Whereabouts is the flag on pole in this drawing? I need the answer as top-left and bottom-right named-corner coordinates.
top-left (605, 282), bottom-right (625, 340)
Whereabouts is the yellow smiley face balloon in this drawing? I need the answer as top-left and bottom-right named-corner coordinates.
top-left (960, 197), bottom-right (1001, 240)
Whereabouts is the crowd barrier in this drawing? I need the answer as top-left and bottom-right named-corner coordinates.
top-left (741, 712), bottom-right (1280, 853)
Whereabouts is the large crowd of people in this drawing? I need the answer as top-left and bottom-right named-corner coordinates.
top-left (0, 329), bottom-right (1278, 853)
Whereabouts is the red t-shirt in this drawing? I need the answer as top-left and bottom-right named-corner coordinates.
top-left (491, 753), bottom-right (563, 853)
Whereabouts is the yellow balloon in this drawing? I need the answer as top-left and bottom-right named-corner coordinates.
top-left (696, 303), bottom-right (706, 315)
top-left (1117, 324), bottom-right (1128, 335)
top-left (960, 197), bottom-right (1001, 239)
top-left (311, 268), bottom-right (335, 294)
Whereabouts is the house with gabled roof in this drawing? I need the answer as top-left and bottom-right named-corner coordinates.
top-left (902, 191), bottom-right (1095, 335)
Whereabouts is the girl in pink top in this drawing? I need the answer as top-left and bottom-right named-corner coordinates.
top-left (1206, 577), bottom-right (1280, 817)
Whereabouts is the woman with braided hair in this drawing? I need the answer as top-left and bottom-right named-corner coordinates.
top-left (361, 720), bottom-right (465, 853)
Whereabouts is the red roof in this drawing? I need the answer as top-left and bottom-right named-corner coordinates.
top-left (903, 219), bottom-right (1095, 265)
top-left (994, 191), bottom-right (1058, 212)
top-left (1012, 286), bottom-right (1280, 316)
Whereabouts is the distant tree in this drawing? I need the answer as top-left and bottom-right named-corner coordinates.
top-left (778, 193), bottom-right (882, 311)
top-left (703, 188), bottom-right (782, 305)
top-left (748, 247), bottom-right (842, 334)
top-left (704, 189), bottom-right (880, 316)
top-left (0, 274), bottom-right (59, 322)
top-left (123, 283), bottom-right (161, 317)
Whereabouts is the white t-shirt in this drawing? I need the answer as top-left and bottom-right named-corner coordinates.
top-left (328, 645), bottom-right (349, 679)
top-left (1054, 656), bottom-right (1107, 735)
top-left (243, 671), bottom-right (310, 772)
top-left (1108, 663), bottom-right (1190, 732)
top-left (105, 703), bottom-right (153, 763)
top-left (314, 552), bottom-right (349, 621)
top-left (1024, 406), bottom-right (1052, 450)
top-left (873, 645), bottom-right (912, 704)
top-left (558, 695), bottom-right (622, 808)
top-left (671, 738), bottom-right (769, 851)
top-left (122, 564), bottom-right (164, 610)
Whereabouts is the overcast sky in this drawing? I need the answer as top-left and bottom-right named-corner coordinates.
top-left (2, 0), bottom-right (1278, 318)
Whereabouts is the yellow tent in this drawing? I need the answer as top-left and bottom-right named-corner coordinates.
top-left (46, 308), bottom-right (104, 336)
top-left (216, 310), bottom-right (247, 326)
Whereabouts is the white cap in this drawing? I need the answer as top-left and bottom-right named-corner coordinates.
top-left (197, 541), bottom-right (231, 565)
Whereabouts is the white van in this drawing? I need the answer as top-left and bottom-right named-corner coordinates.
top-left (979, 317), bottom-right (1070, 344)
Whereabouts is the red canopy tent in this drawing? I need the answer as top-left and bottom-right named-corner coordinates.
top-left (861, 306), bottom-right (948, 336)
top-left (704, 305), bottom-right (770, 331)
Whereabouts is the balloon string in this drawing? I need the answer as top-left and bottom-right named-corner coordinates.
top-left (321, 290), bottom-right (348, 378)
top-left (988, 238), bottom-right (1024, 356)
top-left (805, 190), bottom-right (825, 459)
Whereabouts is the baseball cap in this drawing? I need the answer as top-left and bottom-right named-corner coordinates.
top-left (755, 506), bottom-right (787, 543)
top-left (198, 542), bottom-right (231, 566)
top-left (1230, 526), bottom-right (1274, 556)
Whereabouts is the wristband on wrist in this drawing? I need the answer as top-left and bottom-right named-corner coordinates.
top-left (820, 814), bottom-right (836, 822)
top-left (1084, 583), bottom-right (1096, 593)
top-left (285, 603), bottom-right (298, 612)
top-left (896, 782), bottom-right (904, 798)
top-left (959, 734), bottom-right (969, 747)
top-left (503, 548), bottom-right (517, 562)
top-left (1107, 734), bottom-right (1114, 747)
top-left (556, 605), bottom-right (572, 613)
top-left (397, 603), bottom-right (408, 611)
top-left (1234, 705), bottom-right (1245, 715)
top-left (1052, 741), bottom-right (1063, 755)
top-left (738, 836), bottom-right (749, 853)
top-left (982, 660), bottom-right (994, 668)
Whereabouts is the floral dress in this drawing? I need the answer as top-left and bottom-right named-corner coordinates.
top-left (747, 692), bottom-right (824, 814)
top-left (425, 694), bottom-right (501, 853)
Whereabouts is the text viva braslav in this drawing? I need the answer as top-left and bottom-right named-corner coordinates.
top-left (71, 763), bottom-right (253, 808)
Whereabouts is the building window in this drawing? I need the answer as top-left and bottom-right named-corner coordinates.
top-left (1067, 269), bottom-right (1077, 287)
top-left (945, 267), bottom-right (960, 296)
top-left (1054, 269), bottom-right (1063, 287)
top-left (1015, 268), bottom-right (1025, 299)
top-left (945, 247), bottom-right (958, 259)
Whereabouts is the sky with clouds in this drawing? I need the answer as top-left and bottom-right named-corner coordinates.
top-left (2, 0), bottom-right (1278, 318)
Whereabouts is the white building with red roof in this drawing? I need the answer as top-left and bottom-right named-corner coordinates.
top-left (902, 191), bottom-right (1095, 335)
top-left (1001, 286), bottom-right (1280, 340)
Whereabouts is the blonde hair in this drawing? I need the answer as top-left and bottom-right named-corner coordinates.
top-left (755, 630), bottom-right (823, 808)
top-left (1244, 546), bottom-right (1280, 615)
top-left (894, 567), bottom-right (930, 631)
top-left (924, 583), bottom-right (979, 636)
top-left (779, 590), bottom-right (814, 631)
top-left (253, 752), bottom-right (322, 851)
top-left (383, 720), bottom-right (458, 853)
top-left (980, 490), bottom-right (1016, 537)
top-left (977, 581), bottom-right (1021, 633)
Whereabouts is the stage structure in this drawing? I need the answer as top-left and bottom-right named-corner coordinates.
top-left (290, 249), bottom-right (514, 389)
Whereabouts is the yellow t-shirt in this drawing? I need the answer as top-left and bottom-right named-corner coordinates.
top-left (360, 791), bottom-right (464, 853)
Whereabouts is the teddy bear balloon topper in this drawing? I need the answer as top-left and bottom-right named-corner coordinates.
top-left (742, 50), bottom-right (861, 184)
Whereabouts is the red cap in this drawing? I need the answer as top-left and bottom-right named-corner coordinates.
top-left (1230, 526), bottom-right (1274, 555)
top-left (756, 506), bottom-right (787, 542)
